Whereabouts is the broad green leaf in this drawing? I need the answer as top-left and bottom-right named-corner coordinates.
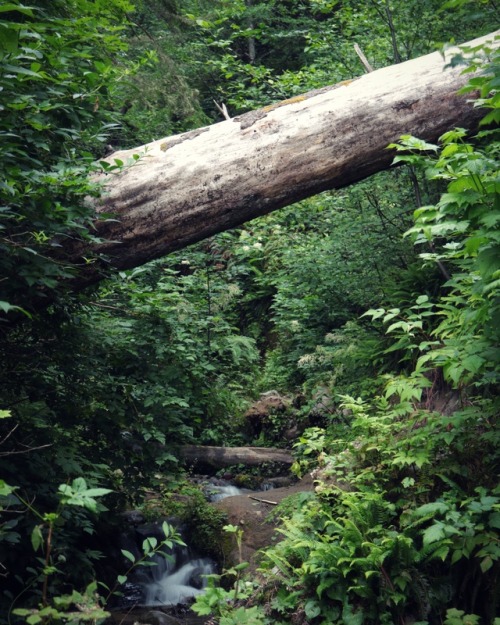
top-left (0, 301), bottom-right (31, 317)
top-left (488, 512), bottom-right (500, 529)
top-left (431, 545), bottom-right (450, 561)
top-left (480, 109), bottom-right (500, 126)
top-left (441, 143), bottom-right (459, 157)
top-left (342, 602), bottom-right (364, 625)
top-left (362, 308), bottom-right (386, 320)
top-left (440, 128), bottom-right (468, 143)
top-left (82, 488), bottom-right (113, 498)
top-left (305, 599), bottom-right (321, 619)
top-left (234, 561), bottom-right (250, 571)
top-left (0, 4), bottom-right (34, 15)
top-left (0, 480), bottom-right (15, 496)
top-left (191, 603), bottom-right (212, 616)
top-left (414, 502), bottom-right (448, 516)
top-left (480, 556), bottom-right (493, 573)
top-left (31, 525), bottom-right (43, 552)
top-left (448, 177), bottom-right (480, 193)
top-left (462, 354), bottom-right (485, 374)
top-left (0, 24), bottom-right (19, 53)
top-left (423, 523), bottom-right (445, 545)
top-left (465, 235), bottom-right (488, 255)
top-left (415, 295), bottom-right (429, 305)
top-left (71, 477), bottom-right (87, 492)
top-left (3, 63), bottom-right (42, 78)
top-left (480, 210), bottom-right (500, 229)
top-left (477, 245), bottom-right (500, 280)
top-left (142, 536), bottom-right (157, 553)
top-left (121, 549), bottom-right (135, 563)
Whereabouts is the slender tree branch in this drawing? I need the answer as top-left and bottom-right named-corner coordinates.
top-left (354, 43), bottom-right (374, 72)
top-left (384, 0), bottom-right (402, 63)
top-left (0, 423), bottom-right (19, 446)
top-left (0, 443), bottom-right (52, 457)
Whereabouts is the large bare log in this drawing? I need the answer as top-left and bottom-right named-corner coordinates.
top-left (180, 445), bottom-right (293, 469)
top-left (69, 31), bottom-right (498, 283)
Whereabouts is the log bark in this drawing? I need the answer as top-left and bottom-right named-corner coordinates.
top-left (67, 31), bottom-right (498, 285)
top-left (179, 445), bottom-right (293, 469)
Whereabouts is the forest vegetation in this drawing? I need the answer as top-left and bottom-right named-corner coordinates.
top-left (0, 1), bottom-right (498, 624)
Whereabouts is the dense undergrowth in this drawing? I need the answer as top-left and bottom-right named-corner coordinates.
top-left (190, 38), bottom-right (500, 625)
top-left (0, 0), bottom-right (498, 624)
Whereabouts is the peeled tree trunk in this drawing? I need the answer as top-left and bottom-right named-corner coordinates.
top-left (179, 445), bottom-right (294, 470)
top-left (70, 31), bottom-right (498, 283)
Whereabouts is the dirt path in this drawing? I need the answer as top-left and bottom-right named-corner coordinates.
top-left (215, 476), bottom-right (315, 570)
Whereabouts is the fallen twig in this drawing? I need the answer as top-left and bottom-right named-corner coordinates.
top-left (248, 495), bottom-right (278, 505)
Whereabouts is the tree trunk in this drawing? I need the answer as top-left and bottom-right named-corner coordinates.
top-left (179, 445), bottom-right (293, 470)
top-left (66, 31), bottom-right (497, 286)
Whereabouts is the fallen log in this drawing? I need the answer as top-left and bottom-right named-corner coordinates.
top-left (60, 31), bottom-right (498, 288)
top-left (179, 445), bottom-right (293, 470)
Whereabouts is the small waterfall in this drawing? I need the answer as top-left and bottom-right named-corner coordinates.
top-left (261, 482), bottom-right (275, 491)
top-left (117, 523), bottom-right (216, 609)
top-left (116, 479), bottom-right (249, 609)
top-left (208, 484), bottom-right (243, 502)
top-left (144, 558), bottom-right (214, 606)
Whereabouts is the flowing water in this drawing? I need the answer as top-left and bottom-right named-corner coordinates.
top-left (144, 556), bottom-right (215, 606)
top-left (207, 484), bottom-right (242, 502)
top-left (118, 481), bottom-right (244, 610)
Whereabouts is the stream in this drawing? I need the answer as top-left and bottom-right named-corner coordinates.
top-left (106, 474), bottom-right (307, 625)
top-left (143, 554), bottom-right (215, 606)
top-left (112, 482), bottom-right (246, 618)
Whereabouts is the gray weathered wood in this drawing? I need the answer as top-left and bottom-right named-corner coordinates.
top-left (65, 31), bottom-right (498, 284)
top-left (180, 445), bottom-right (293, 469)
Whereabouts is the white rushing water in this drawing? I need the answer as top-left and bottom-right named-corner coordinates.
top-left (208, 484), bottom-right (243, 502)
top-left (144, 557), bottom-right (215, 606)
top-left (135, 483), bottom-right (243, 607)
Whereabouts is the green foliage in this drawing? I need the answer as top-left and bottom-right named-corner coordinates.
top-left (3, 476), bottom-right (112, 623)
top-left (114, 0), bottom-right (212, 145)
top-left (192, 524), bottom-right (263, 622)
top-left (231, 173), bottom-right (419, 390)
top-left (90, 252), bottom-right (259, 448)
top-left (444, 609), bottom-right (483, 625)
top-left (116, 520), bottom-right (185, 587)
top-left (0, 173), bottom-right (258, 621)
top-left (182, 491), bottom-right (228, 559)
top-left (1, 2), bottom-right (499, 624)
top-left (255, 389), bottom-right (499, 623)
top-left (406, 488), bottom-right (500, 574)
top-left (182, 0), bottom-right (495, 114)
top-left (0, 0), bottom-right (137, 312)
top-left (383, 48), bottom-right (500, 390)
top-left (8, 491), bottom-right (183, 625)
top-left (58, 478), bottom-right (112, 513)
top-left (214, 42), bottom-right (500, 625)
top-left (220, 605), bottom-right (266, 625)
top-left (12, 582), bottom-right (110, 625)
top-left (261, 492), bottom-right (428, 622)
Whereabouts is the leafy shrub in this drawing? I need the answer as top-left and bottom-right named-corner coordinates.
top-left (0, 0), bottom-right (138, 312)
top-left (211, 39), bottom-right (500, 625)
